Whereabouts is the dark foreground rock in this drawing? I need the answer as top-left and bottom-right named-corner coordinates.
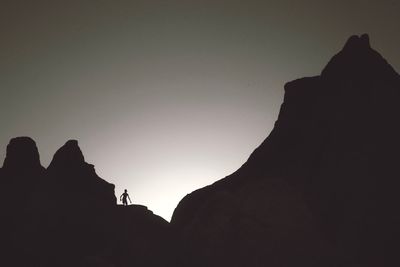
top-left (0, 139), bottom-right (171, 267)
top-left (171, 34), bottom-right (400, 267)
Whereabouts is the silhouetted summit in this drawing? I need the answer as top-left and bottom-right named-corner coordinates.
top-left (322, 34), bottom-right (399, 80)
top-left (45, 139), bottom-right (116, 207)
top-left (342, 33), bottom-right (370, 50)
top-left (171, 34), bottom-right (400, 267)
top-left (2, 137), bottom-right (43, 171)
top-left (48, 139), bottom-right (85, 169)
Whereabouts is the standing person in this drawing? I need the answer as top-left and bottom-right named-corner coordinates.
top-left (120, 189), bottom-right (132, 206)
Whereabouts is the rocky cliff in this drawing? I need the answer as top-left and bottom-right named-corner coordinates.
top-left (171, 34), bottom-right (400, 267)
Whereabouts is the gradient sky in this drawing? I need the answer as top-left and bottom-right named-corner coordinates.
top-left (1, 0), bottom-right (399, 220)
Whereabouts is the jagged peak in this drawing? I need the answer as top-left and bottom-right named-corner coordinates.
top-left (2, 136), bottom-right (42, 170)
top-left (321, 34), bottom-right (398, 79)
top-left (48, 139), bottom-right (86, 170)
top-left (342, 34), bottom-right (371, 51)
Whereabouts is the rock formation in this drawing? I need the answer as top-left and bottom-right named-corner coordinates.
top-left (45, 139), bottom-right (116, 207)
top-left (0, 137), bottom-right (46, 267)
top-left (0, 138), bottom-right (171, 267)
top-left (2, 137), bottom-right (43, 171)
top-left (171, 34), bottom-right (400, 267)
top-left (1, 34), bottom-right (399, 267)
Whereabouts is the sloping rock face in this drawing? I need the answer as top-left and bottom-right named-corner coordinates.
top-left (171, 34), bottom-right (400, 267)
top-left (110, 205), bottom-right (172, 267)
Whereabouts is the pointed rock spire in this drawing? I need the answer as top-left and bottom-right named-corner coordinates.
top-left (342, 34), bottom-right (371, 51)
top-left (45, 139), bottom-right (117, 205)
top-left (48, 140), bottom-right (85, 170)
top-left (320, 33), bottom-right (398, 79)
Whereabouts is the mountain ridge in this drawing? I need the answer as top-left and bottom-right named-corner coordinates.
top-left (1, 34), bottom-right (400, 267)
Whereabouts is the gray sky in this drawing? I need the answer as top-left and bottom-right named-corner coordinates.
top-left (1, 0), bottom-right (399, 220)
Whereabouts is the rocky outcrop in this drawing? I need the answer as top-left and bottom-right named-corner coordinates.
top-left (0, 137), bottom-right (45, 200)
top-left (28, 140), bottom-right (117, 266)
top-left (45, 139), bottom-right (116, 207)
top-left (171, 34), bottom-right (400, 267)
top-left (0, 138), bottom-right (171, 267)
top-left (0, 137), bottom-right (46, 267)
top-left (2, 137), bottom-right (43, 171)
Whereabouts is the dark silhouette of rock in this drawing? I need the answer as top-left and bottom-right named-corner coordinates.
top-left (0, 138), bottom-right (172, 267)
top-left (0, 137), bottom-right (46, 267)
top-left (110, 205), bottom-right (172, 267)
top-left (2, 137), bottom-right (43, 171)
top-left (28, 140), bottom-right (117, 266)
top-left (45, 139), bottom-right (116, 207)
top-left (171, 34), bottom-right (400, 267)
top-left (0, 137), bottom-right (45, 203)
top-left (2, 34), bottom-right (400, 267)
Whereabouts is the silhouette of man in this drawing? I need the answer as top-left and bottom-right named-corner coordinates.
top-left (120, 189), bottom-right (132, 206)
